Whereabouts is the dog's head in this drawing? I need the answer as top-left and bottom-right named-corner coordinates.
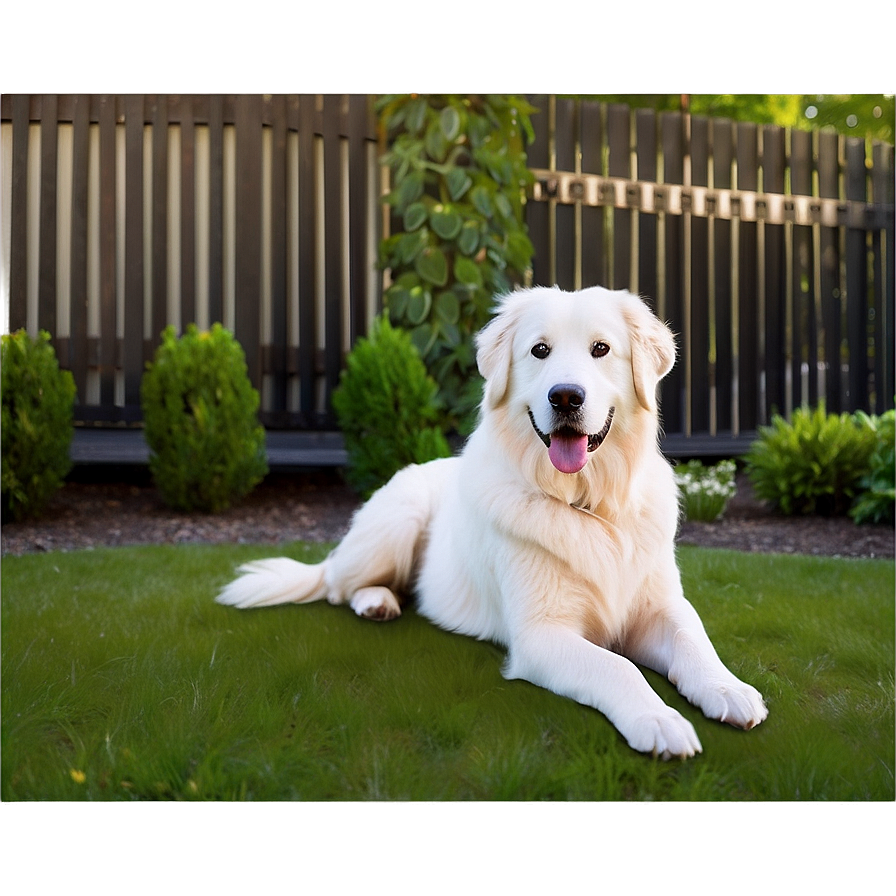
top-left (476, 286), bottom-right (676, 476)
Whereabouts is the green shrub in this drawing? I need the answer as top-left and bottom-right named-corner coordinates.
top-left (1, 330), bottom-right (76, 521)
top-left (744, 405), bottom-right (877, 516)
top-left (377, 94), bottom-right (535, 434)
top-left (850, 409), bottom-right (895, 525)
top-left (332, 314), bottom-right (451, 498)
top-left (140, 324), bottom-right (268, 512)
top-left (674, 459), bottom-right (737, 522)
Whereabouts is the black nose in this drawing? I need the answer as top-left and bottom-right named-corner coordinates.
top-left (548, 383), bottom-right (586, 414)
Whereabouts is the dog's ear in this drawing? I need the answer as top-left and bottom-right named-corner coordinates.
top-left (475, 298), bottom-right (517, 408)
top-left (623, 295), bottom-right (676, 413)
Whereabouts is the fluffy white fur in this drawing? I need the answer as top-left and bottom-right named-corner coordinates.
top-left (218, 286), bottom-right (767, 758)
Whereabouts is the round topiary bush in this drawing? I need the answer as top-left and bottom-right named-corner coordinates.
top-left (141, 324), bottom-right (268, 512)
top-left (2, 330), bottom-right (77, 521)
top-left (332, 314), bottom-right (452, 498)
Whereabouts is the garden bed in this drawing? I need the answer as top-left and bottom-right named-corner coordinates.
top-left (1, 470), bottom-right (893, 559)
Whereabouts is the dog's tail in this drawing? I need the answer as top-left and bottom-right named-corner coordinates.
top-left (216, 557), bottom-right (328, 609)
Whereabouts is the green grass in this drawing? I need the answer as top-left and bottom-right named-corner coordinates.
top-left (2, 542), bottom-right (893, 800)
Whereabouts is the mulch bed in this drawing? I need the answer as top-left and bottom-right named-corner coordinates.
top-left (1, 470), bottom-right (893, 560)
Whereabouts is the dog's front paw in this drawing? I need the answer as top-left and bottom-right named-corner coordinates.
top-left (624, 707), bottom-right (703, 760)
top-left (692, 678), bottom-right (768, 730)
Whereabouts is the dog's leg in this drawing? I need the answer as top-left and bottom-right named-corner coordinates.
top-left (625, 571), bottom-right (768, 731)
top-left (323, 462), bottom-right (449, 613)
top-left (219, 460), bottom-right (452, 616)
top-left (504, 626), bottom-right (703, 759)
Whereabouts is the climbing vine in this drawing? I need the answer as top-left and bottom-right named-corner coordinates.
top-left (377, 94), bottom-right (535, 433)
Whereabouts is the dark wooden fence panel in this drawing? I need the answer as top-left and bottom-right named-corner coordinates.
top-left (525, 96), bottom-right (895, 453)
top-left (1, 94), bottom-right (382, 430)
top-left (3, 94), bottom-right (894, 457)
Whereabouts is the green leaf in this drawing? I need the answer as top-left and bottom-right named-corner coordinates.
top-left (398, 229), bottom-right (428, 264)
top-left (454, 256), bottom-right (483, 287)
top-left (470, 185), bottom-right (493, 218)
top-left (435, 291), bottom-right (460, 325)
top-left (446, 168), bottom-right (472, 201)
top-left (494, 192), bottom-right (513, 221)
top-left (395, 271), bottom-right (422, 290)
top-left (405, 98), bottom-right (428, 135)
top-left (407, 287), bottom-right (433, 325)
top-left (505, 230), bottom-right (534, 272)
top-left (385, 284), bottom-right (411, 320)
top-left (415, 247), bottom-right (448, 286)
top-left (440, 106), bottom-right (461, 142)
top-left (457, 221), bottom-right (480, 255)
top-left (396, 172), bottom-right (425, 210)
top-left (403, 202), bottom-right (428, 232)
top-left (430, 207), bottom-right (463, 240)
top-left (425, 123), bottom-right (449, 163)
top-left (410, 324), bottom-right (438, 359)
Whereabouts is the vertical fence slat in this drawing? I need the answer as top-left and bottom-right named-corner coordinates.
top-left (179, 95), bottom-right (196, 327)
top-left (38, 94), bottom-right (58, 339)
top-left (711, 117), bottom-right (734, 434)
top-left (689, 116), bottom-right (711, 434)
top-left (554, 98), bottom-right (577, 291)
top-left (322, 95), bottom-right (346, 422)
top-left (878, 142), bottom-right (895, 407)
top-left (871, 141), bottom-right (894, 412)
top-left (790, 128), bottom-right (817, 407)
top-left (8, 95), bottom-right (29, 332)
top-left (206, 95), bottom-right (224, 327)
top-left (297, 96), bottom-right (317, 425)
top-left (580, 100), bottom-right (605, 290)
top-left (123, 95), bottom-right (145, 414)
top-left (267, 94), bottom-right (289, 419)
top-left (234, 94), bottom-right (262, 388)
top-left (69, 93), bottom-right (90, 402)
top-left (525, 94), bottom-right (551, 289)
top-left (97, 95), bottom-right (117, 410)
top-left (661, 111), bottom-right (685, 434)
top-left (150, 94), bottom-right (169, 347)
top-left (607, 104), bottom-right (631, 291)
top-left (845, 137), bottom-right (869, 412)
top-left (736, 122), bottom-right (760, 432)
top-left (762, 125), bottom-right (786, 420)
top-left (635, 109), bottom-right (657, 307)
top-left (817, 129), bottom-right (842, 410)
top-left (347, 95), bottom-right (372, 347)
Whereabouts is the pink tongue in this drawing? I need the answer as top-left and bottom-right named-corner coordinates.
top-left (548, 432), bottom-right (589, 474)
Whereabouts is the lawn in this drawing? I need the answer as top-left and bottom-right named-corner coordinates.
top-left (1, 542), bottom-right (893, 801)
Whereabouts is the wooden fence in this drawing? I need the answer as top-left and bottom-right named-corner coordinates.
top-left (2, 94), bottom-right (894, 460)
top-left (525, 95), bottom-right (895, 453)
top-left (1, 94), bottom-right (382, 430)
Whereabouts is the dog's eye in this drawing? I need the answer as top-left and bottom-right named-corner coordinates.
top-left (591, 341), bottom-right (610, 358)
top-left (531, 342), bottom-right (551, 360)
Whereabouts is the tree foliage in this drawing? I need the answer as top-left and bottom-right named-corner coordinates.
top-left (578, 94), bottom-right (894, 142)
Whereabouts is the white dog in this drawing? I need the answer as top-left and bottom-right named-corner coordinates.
top-left (218, 286), bottom-right (767, 758)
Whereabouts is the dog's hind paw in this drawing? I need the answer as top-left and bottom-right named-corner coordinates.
top-left (349, 586), bottom-right (402, 621)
